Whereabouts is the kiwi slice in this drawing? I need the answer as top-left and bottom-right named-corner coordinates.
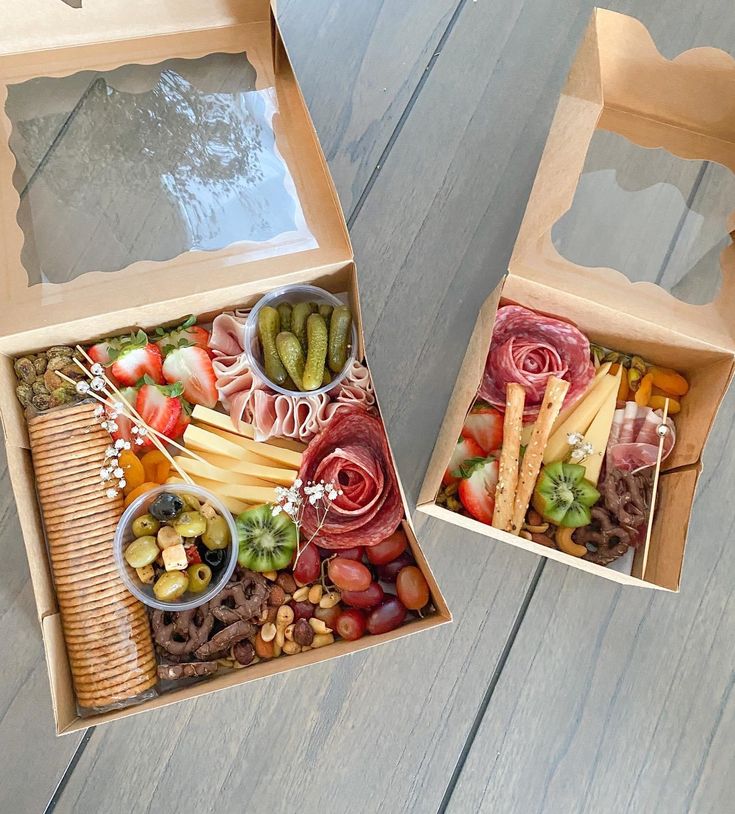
top-left (236, 505), bottom-right (298, 572)
top-left (533, 461), bottom-right (600, 528)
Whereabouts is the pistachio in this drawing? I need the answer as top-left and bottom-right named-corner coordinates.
top-left (32, 356), bottom-right (47, 376)
top-left (15, 384), bottom-right (33, 408)
top-left (14, 357), bottom-right (36, 384)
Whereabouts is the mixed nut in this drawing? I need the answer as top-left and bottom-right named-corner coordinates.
top-left (14, 346), bottom-right (87, 412)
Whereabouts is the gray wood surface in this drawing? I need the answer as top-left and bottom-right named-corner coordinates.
top-left (1, 1), bottom-right (734, 812)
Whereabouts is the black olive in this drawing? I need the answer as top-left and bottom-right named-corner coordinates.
top-left (204, 548), bottom-right (225, 570)
top-left (149, 492), bottom-right (184, 522)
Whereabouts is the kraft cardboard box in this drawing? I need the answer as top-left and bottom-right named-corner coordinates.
top-left (0, 0), bottom-right (450, 734)
top-left (418, 8), bottom-right (735, 592)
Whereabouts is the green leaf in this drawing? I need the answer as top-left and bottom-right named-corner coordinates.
top-left (452, 456), bottom-right (491, 480)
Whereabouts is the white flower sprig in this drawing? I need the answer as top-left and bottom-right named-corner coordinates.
top-left (273, 478), bottom-right (343, 564)
top-left (566, 431), bottom-right (594, 463)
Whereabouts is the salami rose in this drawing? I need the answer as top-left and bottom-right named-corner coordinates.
top-left (478, 305), bottom-right (594, 422)
top-left (298, 406), bottom-right (403, 548)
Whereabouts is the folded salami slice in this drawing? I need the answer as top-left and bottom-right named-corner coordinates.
top-left (298, 406), bottom-right (403, 548)
top-left (478, 305), bottom-right (594, 422)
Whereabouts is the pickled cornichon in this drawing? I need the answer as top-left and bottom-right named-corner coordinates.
top-left (257, 306), bottom-right (287, 386)
top-left (329, 305), bottom-right (353, 373)
top-left (291, 302), bottom-right (312, 351)
top-left (277, 302), bottom-right (292, 332)
top-left (302, 314), bottom-right (328, 391)
top-left (318, 303), bottom-right (334, 322)
top-left (275, 332), bottom-right (306, 390)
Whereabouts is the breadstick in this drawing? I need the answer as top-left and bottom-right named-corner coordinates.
top-left (510, 376), bottom-right (569, 534)
top-left (492, 383), bottom-right (525, 532)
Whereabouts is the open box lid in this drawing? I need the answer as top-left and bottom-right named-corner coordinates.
top-left (0, 0), bottom-right (352, 346)
top-left (508, 8), bottom-right (735, 353)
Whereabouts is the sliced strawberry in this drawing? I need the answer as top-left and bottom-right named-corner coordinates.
top-left (107, 330), bottom-right (164, 386)
top-left (155, 316), bottom-right (212, 357)
top-left (443, 436), bottom-right (485, 486)
top-left (108, 386), bottom-right (138, 445)
top-left (88, 341), bottom-right (114, 366)
top-left (456, 457), bottom-right (499, 525)
top-left (162, 345), bottom-right (218, 408)
top-left (169, 399), bottom-right (192, 440)
top-left (135, 381), bottom-right (183, 448)
top-left (462, 401), bottom-right (503, 456)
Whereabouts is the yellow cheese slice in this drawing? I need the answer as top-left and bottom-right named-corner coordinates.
top-left (185, 424), bottom-right (302, 469)
top-left (165, 476), bottom-right (252, 515)
top-left (191, 405), bottom-right (255, 439)
top-left (543, 373), bottom-right (618, 464)
top-left (174, 455), bottom-right (295, 487)
top-left (580, 367), bottom-right (621, 484)
top-left (520, 363), bottom-right (611, 447)
top-left (208, 481), bottom-right (278, 504)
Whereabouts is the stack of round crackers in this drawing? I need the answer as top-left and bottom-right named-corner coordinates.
top-left (28, 402), bottom-right (157, 710)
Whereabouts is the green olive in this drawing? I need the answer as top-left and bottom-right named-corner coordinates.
top-left (132, 513), bottom-right (161, 538)
top-left (172, 511), bottom-right (206, 538)
top-left (153, 571), bottom-right (189, 602)
top-left (187, 563), bottom-right (212, 593)
top-left (182, 493), bottom-right (201, 512)
top-left (202, 514), bottom-right (231, 551)
top-left (124, 536), bottom-right (159, 569)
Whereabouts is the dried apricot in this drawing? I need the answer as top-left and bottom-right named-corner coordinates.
top-left (140, 450), bottom-right (171, 484)
top-left (123, 482), bottom-right (159, 508)
top-left (649, 367), bottom-right (689, 397)
top-left (609, 363), bottom-right (629, 403)
top-left (634, 372), bottom-right (654, 407)
top-left (648, 395), bottom-right (681, 415)
top-left (119, 450), bottom-right (145, 496)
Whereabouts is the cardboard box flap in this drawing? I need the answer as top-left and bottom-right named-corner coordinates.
top-left (0, 1), bottom-right (352, 341)
top-left (508, 8), bottom-right (735, 352)
top-left (0, 0), bottom-right (273, 61)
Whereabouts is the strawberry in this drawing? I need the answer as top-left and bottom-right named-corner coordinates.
top-left (162, 345), bottom-right (218, 408)
top-left (155, 315), bottom-right (212, 357)
top-left (88, 341), bottom-right (114, 367)
top-left (135, 380), bottom-right (183, 447)
top-left (107, 330), bottom-right (164, 387)
top-left (462, 401), bottom-right (503, 456)
top-left (169, 399), bottom-right (192, 440)
top-left (456, 457), bottom-right (499, 525)
top-left (109, 386), bottom-right (138, 445)
top-left (443, 436), bottom-right (485, 486)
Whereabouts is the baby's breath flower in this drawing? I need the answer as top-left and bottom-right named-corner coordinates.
top-left (90, 363), bottom-right (105, 376)
top-left (113, 467), bottom-right (124, 479)
top-left (91, 377), bottom-right (106, 392)
top-left (114, 439), bottom-right (126, 450)
top-left (118, 479), bottom-right (127, 490)
top-left (131, 426), bottom-right (139, 435)
top-left (107, 421), bottom-right (119, 433)
top-left (76, 381), bottom-right (90, 395)
top-left (135, 436), bottom-right (145, 446)
top-left (100, 467), bottom-right (111, 481)
top-left (272, 504), bottom-right (283, 516)
top-left (113, 401), bottom-right (125, 412)
top-left (567, 431), bottom-right (584, 446)
top-left (94, 405), bottom-right (105, 417)
top-left (106, 488), bottom-right (118, 499)
top-left (105, 446), bottom-right (116, 458)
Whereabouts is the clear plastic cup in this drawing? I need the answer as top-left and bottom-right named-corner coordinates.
top-left (114, 484), bottom-right (239, 612)
top-left (244, 283), bottom-right (357, 397)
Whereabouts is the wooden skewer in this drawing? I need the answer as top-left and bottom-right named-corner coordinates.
top-left (69, 354), bottom-right (209, 466)
top-left (59, 367), bottom-right (194, 486)
top-left (640, 398), bottom-right (670, 580)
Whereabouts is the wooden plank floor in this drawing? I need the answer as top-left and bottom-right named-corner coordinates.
top-left (1, 1), bottom-right (734, 812)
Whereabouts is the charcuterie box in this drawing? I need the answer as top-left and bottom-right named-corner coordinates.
top-left (0, 0), bottom-right (450, 735)
top-left (419, 8), bottom-right (735, 592)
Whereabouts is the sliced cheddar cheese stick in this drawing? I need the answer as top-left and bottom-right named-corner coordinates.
top-left (175, 455), bottom-right (296, 487)
top-left (166, 476), bottom-right (252, 515)
top-left (191, 405), bottom-right (256, 439)
top-left (184, 425), bottom-right (302, 469)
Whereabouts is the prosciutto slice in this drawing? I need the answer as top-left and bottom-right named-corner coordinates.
top-left (298, 406), bottom-right (403, 548)
top-left (209, 312), bottom-right (376, 442)
top-left (607, 404), bottom-right (676, 473)
top-left (479, 305), bottom-right (594, 422)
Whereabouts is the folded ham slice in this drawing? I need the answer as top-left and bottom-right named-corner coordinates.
top-left (209, 312), bottom-right (375, 442)
top-left (298, 406), bottom-right (403, 548)
top-left (606, 403), bottom-right (675, 473)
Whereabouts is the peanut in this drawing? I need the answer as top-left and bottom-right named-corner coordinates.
top-left (262, 570), bottom-right (278, 581)
top-left (260, 622), bottom-right (277, 643)
top-left (309, 617), bottom-right (332, 635)
top-left (265, 605), bottom-right (279, 624)
top-left (308, 584), bottom-right (323, 604)
top-left (273, 640), bottom-right (282, 657)
top-left (268, 585), bottom-right (286, 607)
top-left (284, 623), bottom-right (295, 642)
top-left (292, 586), bottom-right (310, 602)
top-left (255, 635), bottom-right (275, 659)
top-left (319, 591), bottom-right (341, 609)
top-left (276, 573), bottom-right (297, 594)
top-left (276, 628), bottom-right (286, 648)
top-left (311, 633), bottom-right (335, 649)
top-left (276, 605), bottom-right (294, 628)
top-left (283, 641), bottom-right (301, 655)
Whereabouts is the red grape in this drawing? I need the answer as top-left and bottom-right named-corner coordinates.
top-left (366, 530), bottom-right (408, 565)
top-left (396, 566), bottom-right (430, 610)
top-left (318, 545), bottom-right (364, 561)
top-left (375, 551), bottom-right (414, 583)
top-left (341, 582), bottom-right (384, 609)
top-left (313, 604), bottom-right (341, 629)
top-left (290, 600), bottom-right (315, 621)
top-left (366, 597), bottom-right (407, 634)
top-left (328, 558), bottom-right (372, 592)
top-left (335, 608), bottom-right (367, 641)
top-left (293, 544), bottom-right (321, 584)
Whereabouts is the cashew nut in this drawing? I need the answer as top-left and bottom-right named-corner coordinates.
top-left (524, 522), bottom-right (549, 533)
top-left (555, 527), bottom-right (587, 558)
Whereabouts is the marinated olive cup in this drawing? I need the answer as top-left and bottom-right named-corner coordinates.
top-left (244, 284), bottom-right (358, 397)
top-left (114, 484), bottom-right (238, 611)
